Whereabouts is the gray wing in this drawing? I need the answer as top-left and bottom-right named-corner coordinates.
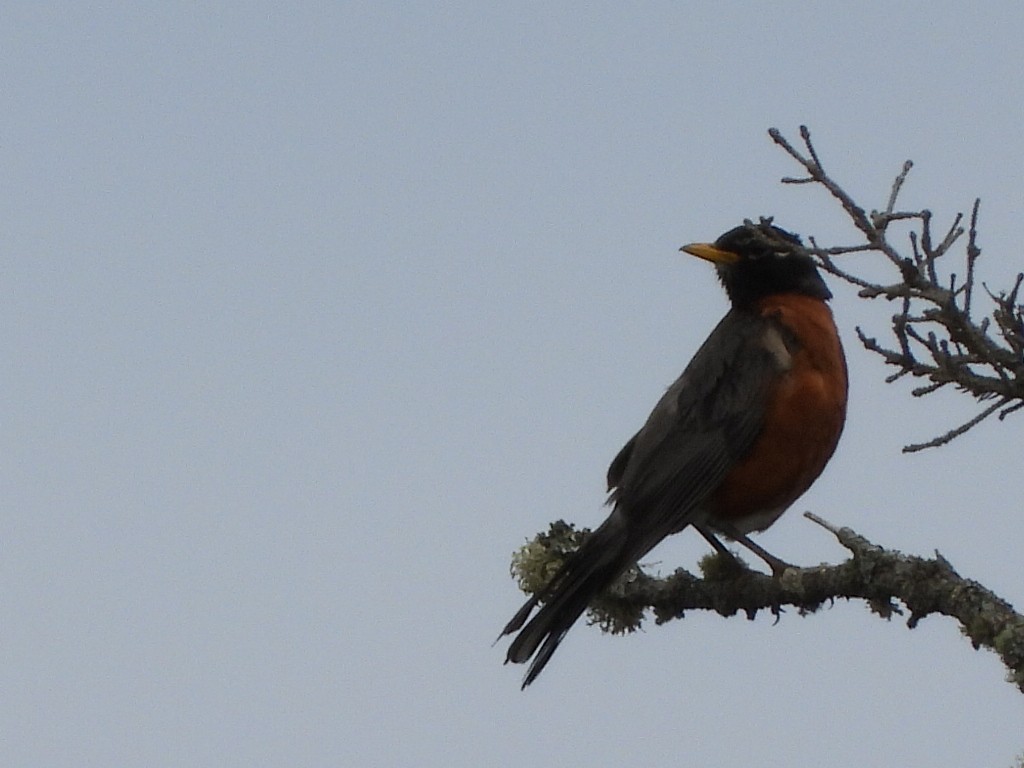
top-left (606, 309), bottom-right (786, 544)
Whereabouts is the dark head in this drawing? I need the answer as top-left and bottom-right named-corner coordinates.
top-left (680, 221), bottom-right (831, 308)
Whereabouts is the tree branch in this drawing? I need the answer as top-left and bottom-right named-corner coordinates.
top-left (511, 519), bottom-right (1024, 692)
top-left (769, 125), bottom-right (1024, 451)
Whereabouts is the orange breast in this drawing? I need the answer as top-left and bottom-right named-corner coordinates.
top-left (709, 294), bottom-right (848, 533)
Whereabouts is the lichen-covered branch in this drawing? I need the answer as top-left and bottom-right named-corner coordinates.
top-left (510, 518), bottom-right (1024, 692)
top-left (769, 126), bottom-right (1024, 452)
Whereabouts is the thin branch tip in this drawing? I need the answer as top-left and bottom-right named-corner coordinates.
top-left (769, 127), bottom-right (1022, 449)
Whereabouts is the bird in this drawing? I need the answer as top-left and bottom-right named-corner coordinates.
top-left (499, 219), bottom-right (848, 688)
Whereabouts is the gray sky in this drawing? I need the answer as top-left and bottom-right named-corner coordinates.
top-left (4, 3), bottom-right (1023, 766)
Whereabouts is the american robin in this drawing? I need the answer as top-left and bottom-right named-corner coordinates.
top-left (500, 219), bottom-right (848, 688)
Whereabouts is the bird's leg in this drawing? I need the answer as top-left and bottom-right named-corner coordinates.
top-left (698, 523), bottom-right (796, 578)
top-left (694, 525), bottom-right (749, 576)
top-left (695, 525), bottom-right (739, 560)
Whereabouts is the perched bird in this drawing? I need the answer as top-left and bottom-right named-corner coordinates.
top-left (500, 220), bottom-right (848, 688)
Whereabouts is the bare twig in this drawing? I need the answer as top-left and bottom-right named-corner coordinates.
top-left (769, 126), bottom-right (1024, 450)
top-left (902, 398), bottom-right (1009, 452)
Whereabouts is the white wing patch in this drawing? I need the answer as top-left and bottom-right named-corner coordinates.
top-left (761, 325), bottom-right (794, 371)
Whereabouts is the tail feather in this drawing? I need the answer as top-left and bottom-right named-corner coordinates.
top-left (501, 514), bottom-right (637, 687)
top-left (498, 594), bottom-right (539, 638)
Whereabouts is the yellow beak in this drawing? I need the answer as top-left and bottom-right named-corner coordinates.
top-left (680, 242), bottom-right (741, 265)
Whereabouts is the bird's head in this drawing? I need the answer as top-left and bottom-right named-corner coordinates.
top-left (681, 219), bottom-right (831, 307)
